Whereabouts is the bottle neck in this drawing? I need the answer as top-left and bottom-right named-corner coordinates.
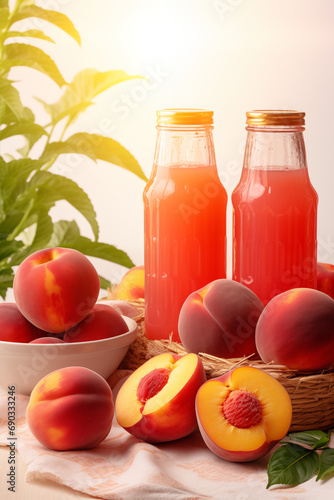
top-left (243, 126), bottom-right (308, 170)
top-left (153, 126), bottom-right (216, 168)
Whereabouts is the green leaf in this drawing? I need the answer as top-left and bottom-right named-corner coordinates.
top-left (317, 448), bottom-right (334, 481)
top-left (0, 6), bottom-right (9, 30)
top-left (266, 443), bottom-right (319, 489)
top-left (0, 121), bottom-right (46, 148)
top-left (40, 69), bottom-right (143, 126)
top-left (40, 133), bottom-right (148, 181)
top-left (0, 104), bottom-right (34, 125)
top-left (0, 78), bottom-right (24, 120)
top-left (10, 5), bottom-right (81, 45)
top-left (99, 275), bottom-right (111, 290)
top-left (3, 29), bottom-right (55, 43)
top-left (3, 43), bottom-right (67, 87)
top-left (0, 268), bottom-right (14, 300)
top-left (0, 158), bottom-right (43, 203)
top-left (48, 220), bottom-right (134, 288)
top-left (28, 171), bottom-right (99, 240)
top-left (49, 220), bottom-right (134, 269)
top-left (287, 430), bottom-right (330, 449)
top-left (0, 240), bottom-right (23, 260)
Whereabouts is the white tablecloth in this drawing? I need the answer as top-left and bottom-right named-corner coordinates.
top-left (0, 388), bottom-right (333, 499)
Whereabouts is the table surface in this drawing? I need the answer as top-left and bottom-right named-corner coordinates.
top-left (0, 447), bottom-right (92, 500)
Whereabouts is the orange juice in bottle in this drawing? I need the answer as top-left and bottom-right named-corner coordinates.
top-left (143, 109), bottom-right (227, 342)
top-left (232, 110), bottom-right (318, 305)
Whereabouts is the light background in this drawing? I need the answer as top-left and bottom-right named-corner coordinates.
top-left (10, 0), bottom-right (334, 288)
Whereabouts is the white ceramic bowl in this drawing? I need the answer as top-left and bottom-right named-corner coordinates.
top-left (0, 316), bottom-right (137, 395)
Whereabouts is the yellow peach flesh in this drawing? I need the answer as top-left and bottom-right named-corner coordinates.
top-left (197, 367), bottom-right (291, 452)
top-left (116, 353), bottom-right (199, 428)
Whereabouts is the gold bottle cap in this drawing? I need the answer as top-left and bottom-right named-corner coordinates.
top-left (156, 109), bottom-right (214, 126)
top-left (246, 110), bottom-right (305, 126)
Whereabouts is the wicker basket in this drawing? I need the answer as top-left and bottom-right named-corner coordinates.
top-left (117, 297), bottom-right (334, 432)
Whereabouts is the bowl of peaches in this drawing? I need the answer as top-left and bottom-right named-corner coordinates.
top-left (0, 247), bottom-right (138, 395)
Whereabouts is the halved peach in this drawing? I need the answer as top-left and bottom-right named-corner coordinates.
top-left (196, 366), bottom-right (292, 462)
top-left (115, 352), bottom-right (206, 443)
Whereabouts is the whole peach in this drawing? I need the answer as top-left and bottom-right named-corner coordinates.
top-left (179, 279), bottom-right (263, 359)
top-left (63, 303), bottom-right (129, 343)
top-left (30, 337), bottom-right (65, 344)
top-left (26, 366), bottom-right (114, 450)
top-left (13, 247), bottom-right (100, 333)
top-left (256, 288), bottom-right (334, 371)
top-left (110, 265), bottom-right (144, 300)
top-left (317, 262), bottom-right (334, 300)
top-left (0, 303), bottom-right (39, 343)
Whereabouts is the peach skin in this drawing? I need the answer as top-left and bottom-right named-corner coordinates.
top-left (115, 352), bottom-right (206, 443)
top-left (0, 302), bottom-right (39, 343)
top-left (26, 366), bottom-right (114, 450)
top-left (179, 279), bottom-right (263, 359)
top-left (256, 288), bottom-right (334, 371)
top-left (196, 366), bottom-right (292, 462)
top-left (63, 303), bottom-right (129, 342)
top-left (110, 265), bottom-right (144, 300)
top-left (13, 247), bottom-right (100, 333)
top-left (317, 262), bottom-right (334, 300)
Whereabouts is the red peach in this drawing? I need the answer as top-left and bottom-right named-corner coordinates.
top-left (30, 337), bottom-right (65, 344)
top-left (179, 279), bottom-right (263, 359)
top-left (317, 262), bottom-right (334, 300)
top-left (0, 303), bottom-right (39, 343)
top-left (110, 265), bottom-right (144, 300)
top-left (63, 303), bottom-right (129, 343)
top-left (255, 288), bottom-right (334, 371)
top-left (13, 247), bottom-right (100, 333)
top-left (26, 366), bottom-right (114, 450)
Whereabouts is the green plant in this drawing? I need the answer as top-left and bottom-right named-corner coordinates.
top-left (0, 0), bottom-right (147, 299)
top-left (267, 429), bottom-right (334, 488)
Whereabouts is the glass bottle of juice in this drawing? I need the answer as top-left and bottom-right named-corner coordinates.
top-left (232, 110), bottom-right (318, 306)
top-left (143, 109), bottom-right (227, 342)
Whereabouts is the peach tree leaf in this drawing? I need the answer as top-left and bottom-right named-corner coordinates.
top-left (0, 78), bottom-right (25, 120)
top-left (29, 171), bottom-right (99, 240)
top-left (316, 449), bottom-right (334, 481)
top-left (9, 4), bottom-right (81, 45)
top-left (0, 121), bottom-right (46, 148)
top-left (39, 69), bottom-right (142, 126)
top-left (3, 43), bottom-right (66, 87)
top-left (0, 5), bottom-right (9, 30)
top-left (0, 269), bottom-right (15, 300)
top-left (40, 133), bottom-right (147, 181)
top-left (3, 29), bottom-right (55, 43)
top-left (287, 430), bottom-right (330, 450)
top-left (266, 443), bottom-right (319, 489)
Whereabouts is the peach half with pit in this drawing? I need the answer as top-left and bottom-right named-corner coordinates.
top-left (179, 279), bottom-right (263, 359)
top-left (196, 366), bottom-right (292, 462)
top-left (115, 352), bottom-right (206, 443)
top-left (26, 366), bottom-right (114, 451)
top-left (13, 247), bottom-right (100, 333)
top-left (255, 288), bottom-right (334, 371)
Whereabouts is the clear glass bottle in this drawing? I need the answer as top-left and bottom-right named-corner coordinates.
top-left (143, 109), bottom-right (227, 342)
top-left (232, 110), bottom-right (318, 305)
